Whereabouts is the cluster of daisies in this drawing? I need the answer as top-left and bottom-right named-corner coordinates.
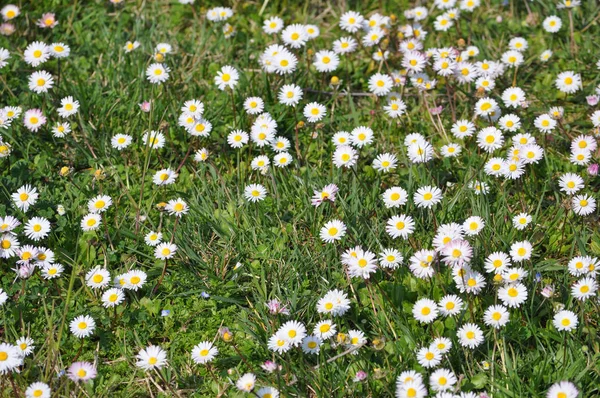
top-left (0, 0), bottom-right (599, 396)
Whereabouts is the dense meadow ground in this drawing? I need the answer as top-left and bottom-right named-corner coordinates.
top-left (0, 0), bottom-right (600, 397)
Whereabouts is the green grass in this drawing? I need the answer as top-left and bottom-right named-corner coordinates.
top-left (1, 0), bottom-right (600, 397)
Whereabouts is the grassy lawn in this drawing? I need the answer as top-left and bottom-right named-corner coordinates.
top-left (0, 0), bottom-right (600, 397)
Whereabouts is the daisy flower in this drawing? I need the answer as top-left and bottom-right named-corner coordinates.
top-left (386, 215), bottom-right (415, 239)
top-left (278, 84), bottom-right (303, 106)
top-left (155, 242), bottom-right (177, 260)
top-left (244, 184), bottom-right (267, 203)
top-left (552, 310), bottom-right (578, 332)
top-left (144, 231), bottom-right (162, 247)
top-left (81, 213), bottom-right (101, 231)
top-left (313, 320), bottom-right (337, 340)
top-left (320, 220), bottom-right (346, 243)
top-left (438, 294), bottom-right (463, 316)
top-left (278, 320), bottom-right (306, 347)
top-left (146, 63), bottom-right (170, 84)
top-left (416, 346), bottom-right (442, 368)
top-left (23, 109), bottom-right (47, 132)
top-left (67, 362), bottom-right (97, 382)
top-left (572, 194), bottom-right (596, 216)
top-left (25, 382), bottom-right (51, 398)
top-left (123, 270), bottom-right (147, 291)
top-left (301, 336), bottom-right (322, 354)
top-left (314, 50), bottom-right (339, 73)
top-left (543, 16), bottom-right (562, 33)
top-left (412, 298), bottom-right (438, 324)
top-left (339, 11), bottom-right (364, 33)
top-left (214, 65), bottom-right (239, 90)
top-left (383, 99), bottom-right (407, 118)
top-left (24, 217), bottom-right (50, 241)
top-left (136, 346), bottom-right (168, 370)
top-left (501, 50), bottom-right (523, 67)
top-left (263, 16), bottom-right (284, 34)
top-left (70, 315), bottom-right (96, 338)
top-left (142, 131), bottom-right (165, 149)
top-left (382, 187), bottom-right (408, 208)
top-left (498, 283), bottom-right (528, 308)
top-left (42, 263), bottom-right (64, 279)
top-left (97, 287), bottom-right (123, 307)
top-left (333, 145), bottom-right (358, 168)
top-left (373, 153), bottom-right (397, 172)
top-left (571, 277), bottom-right (597, 301)
top-left (24, 41), bottom-right (50, 67)
top-left (153, 168), bottom-right (178, 186)
top-left (28, 70), bottom-right (54, 94)
top-left (414, 186), bottom-right (443, 208)
top-left (111, 134), bottom-right (132, 150)
top-left (484, 305), bottom-right (510, 328)
top-left (303, 102), bottom-right (326, 123)
top-left (0, 343), bottom-right (23, 374)
top-left (512, 213), bottom-right (532, 230)
top-left (1, 5), bottom-right (19, 20)
top-left (243, 97), bottom-right (264, 115)
top-left (124, 40), bottom-right (140, 52)
top-left (281, 24), bottom-right (308, 48)
top-left (191, 341), bottom-right (218, 364)
top-left (86, 267), bottom-right (110, 289)
top-left (333, 37), bottom-right (358, 54)
top-left (12, 185), bottom-right (38, 212)
top-left (457, 323), bottom-right (484, 348)
top-left (236, 373), bottom-right (256, 392)
top-left (311, 184), bottom-right (338, 207)
top-left (430, 368), bottom-right (456, 392)
top-left (547, 381), bottom-right (579, 398)
top-left (368, 73), bottom-right (393, 96)
top-left (379, 249), bottom-right (403, 269)
top-left (510, 240), bottom-right (533, 262)
top-left (555, 71), bottom-right (582, 94)
top-left (87, 195), bottom-right (112, 213)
